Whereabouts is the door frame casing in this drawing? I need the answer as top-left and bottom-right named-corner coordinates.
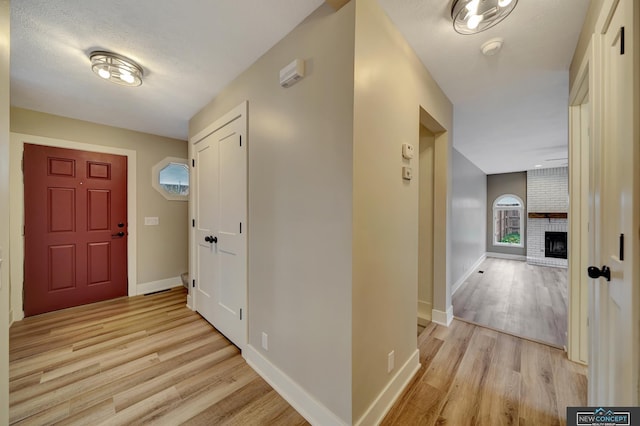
top-left (9, 133), bottom-right (137, 321)
top-left (568, 45), bottom-right (591, 365)
top-left (188, 101), bottom-right (248, 347)
top-left (570, 0), bottom-right (640, 403)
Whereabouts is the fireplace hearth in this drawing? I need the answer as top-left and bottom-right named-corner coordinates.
top-left (545, 231), bottom-right (567, 259)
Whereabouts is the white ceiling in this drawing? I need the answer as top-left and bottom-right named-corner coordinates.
top-left (378, 0), bottom-right (590, 174)
top-left (11, 0), bottom-right (590, 174)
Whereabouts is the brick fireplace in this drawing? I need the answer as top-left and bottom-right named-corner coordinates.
top-left (526, 167), bottom-right (568, 268)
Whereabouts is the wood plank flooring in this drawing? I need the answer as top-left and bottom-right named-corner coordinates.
top-left (452, 258), bottom-right (568, 348)
top-left (9, 287), bottom-right (308, 425)
top-left (10, 283), bottom-right (585, 425)
top-left (383, 319), bottom-right (587, 425)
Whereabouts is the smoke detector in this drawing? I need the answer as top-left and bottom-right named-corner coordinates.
top-left (481, 38), bottom-right (504, 56)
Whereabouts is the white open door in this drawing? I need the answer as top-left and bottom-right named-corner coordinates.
top-left (192, 103), bottom-right (247, 350)
top-left (588, 0), bottom-right (639, 405)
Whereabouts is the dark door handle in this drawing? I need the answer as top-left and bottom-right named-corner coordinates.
top-left (118, 222), bottom-right (125, 228)
top-left (111, 231), bottom-right (125, 237)
top-left (587, 265), bottom-right (611, 281)
top-left (204, 235), bottom-right (217, 244)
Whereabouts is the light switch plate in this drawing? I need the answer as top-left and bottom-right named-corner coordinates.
top-left (402, 143), bottom-right (415, 159)
top-left (402, 166), bottom-right (412, 180)
top-left (144, 217), bottom-right (159, 226)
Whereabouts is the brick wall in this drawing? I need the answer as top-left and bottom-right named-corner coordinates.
top-left (526, 167), bottom-right (568, 267)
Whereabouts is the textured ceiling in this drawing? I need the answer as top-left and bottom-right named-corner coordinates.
top-left (11, 0), bottom-right (590, 174)
top-left (10, 0), bottom-right (324, 140)
top-left (378, 0), bottom-right (590, 174)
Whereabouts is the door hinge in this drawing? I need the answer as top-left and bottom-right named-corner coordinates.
top-left (192, 159), bottom-right (195, 167)
top-left (192, 279), bottom-right (195, 288)
top-left (240, 308), bottom-right (243, 320)
top-left (619, 233), bottom-right (624, 261)
top-left (239, 222), bottom-right (242, 234)
top-left (239, 135), bottom-right (242, 147)
top-left (192, 219), bottom-right (195, 227)
top-left (620, 26), bottom-right (625, 55)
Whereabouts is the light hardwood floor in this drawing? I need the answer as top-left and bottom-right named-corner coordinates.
top-left (10, 284), bottom-right (584, 425)
top-left (452, 258), bottom-right (568, 348)
top-left (9, 287), bottom-right (308, 425)
top-left (383, 319), bottom-right (587, 425)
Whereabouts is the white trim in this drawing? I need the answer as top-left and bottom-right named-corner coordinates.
top-left (10, 133), bottom-right (138, 320)
top-left (595, 0), bottom-right (619, 34)
top-left (186, 294), bottom-right (193, 310)
top-left (417, 300), bottom-right (432, 326)
top-left (492, 194), bottom-right (524, 248)
top-left (451, 253), bottom-right (487, 296)
top-left (137, 277), bottom-right (181, 295)
top-left (190, 102), bottom-right (247, 144)
top-left (486, 252), bottom-right (527, 261)
top-left (244, 344), bottom-right (348, 426)
top-left (432, 306), bottom-right (453, 327)
top-left (354, 349), bottom-right (420, 426)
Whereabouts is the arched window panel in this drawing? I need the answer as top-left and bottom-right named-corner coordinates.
top-left (493, 194), bottom-right (524, 247)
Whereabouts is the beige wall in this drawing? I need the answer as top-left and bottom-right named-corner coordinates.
top-left (486, 172), bottom-right (527, 256)
top-left (190, 3), bottom-right (355, 422)
top-left (10, 108), bottom-right (188, 287)
top-left (0, 0), bottom-right (9, 423)
top-left (352, 0), bottom-right (453, 420)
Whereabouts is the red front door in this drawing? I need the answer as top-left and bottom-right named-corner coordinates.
top-left (23, 144), bottom-right (128, 316)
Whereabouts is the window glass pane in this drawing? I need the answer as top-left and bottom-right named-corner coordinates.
top-left (159, 163), bottom-right (189, 196)
top-left (495, 195), bottom-right (521, 207)
top-left (495, 209), bottom-right (521, 244)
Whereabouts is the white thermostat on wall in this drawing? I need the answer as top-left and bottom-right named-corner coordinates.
top-left (402, 143), bottom-right (415, 159)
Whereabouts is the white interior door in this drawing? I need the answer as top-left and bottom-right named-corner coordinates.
top-left (589, 0), bottom-right (638, 405)
top-left (193, 110), bottom-right (247, 350)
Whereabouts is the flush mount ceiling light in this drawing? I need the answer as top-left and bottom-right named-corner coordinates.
top-left (451, 0), bottom-right (518, 35)
top-left (90, 51), bottom-right (143, 87)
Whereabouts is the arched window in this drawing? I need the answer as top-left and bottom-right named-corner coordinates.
top-left (493, 194), bottom-right (524, 247)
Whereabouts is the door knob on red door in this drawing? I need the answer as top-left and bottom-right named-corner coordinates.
top-left (587, 265), bottom-right (611, 281)
top-left (204, 235), bottom-right (217, 244)
top-left (111, 231), bottom-right (125, 237)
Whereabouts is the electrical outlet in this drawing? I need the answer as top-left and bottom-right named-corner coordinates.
top-left (262, 332), bottom-right (268, 351)
top-left (388, 350), bottom-right (395, 373)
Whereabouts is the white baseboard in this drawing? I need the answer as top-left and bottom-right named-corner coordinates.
top-left (186, 294), bottom-right (194, 311)
top-left (432, 306), bottom-right (453, 327)
top-left (244, 345), bottom-right (348, 426)
top-left (451, 254), bottom-right (486, 296)
top-left (417, 300), bottom-right (432, 326)
top-left (354, 349), bottom-right (420, 426)
top-left (486, 252), bottom-right (526, 261)
top-left (137, 276), bottom-right (181, 295)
